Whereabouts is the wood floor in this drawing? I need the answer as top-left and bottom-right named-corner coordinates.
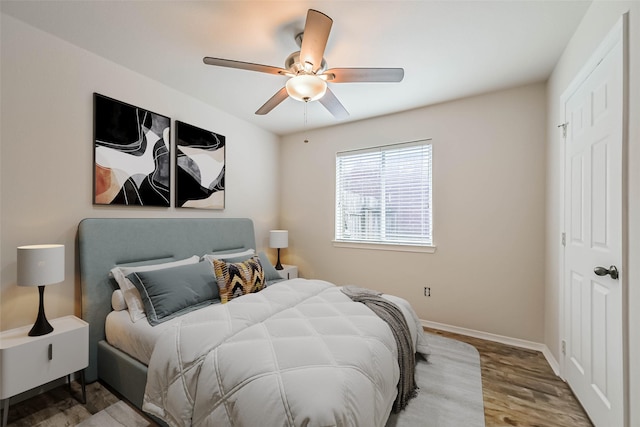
top-left (425, 328), bottom-right (593, 427)
top-left (4, 329), bottom-right (593, 427)
top-left (4, 381), bottom-right (136, 427)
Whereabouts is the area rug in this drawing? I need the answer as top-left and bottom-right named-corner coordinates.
top-left (76, 401), bottom-right (152, 427)
top-left (386, 332), bottom-right (485, 427)
top-left (78, 333), bottom-right (484, 427)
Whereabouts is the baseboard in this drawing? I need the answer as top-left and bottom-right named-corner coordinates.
top-left (421, 320), bottom-right (561, 376)
top-left (541, 346), bottom-right (561, 376)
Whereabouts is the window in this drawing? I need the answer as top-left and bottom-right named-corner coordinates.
top-left (335, 139), bottom-right (433, 250)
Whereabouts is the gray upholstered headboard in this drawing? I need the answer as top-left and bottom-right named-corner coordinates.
top-left (78, 217), bottom-right (257, 382)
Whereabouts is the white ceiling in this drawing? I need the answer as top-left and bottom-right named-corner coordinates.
top-left (1, 1), bottom-right (591, 136)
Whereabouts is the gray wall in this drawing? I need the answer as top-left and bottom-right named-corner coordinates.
top-left (280, 83), bottom-right (547, 343)
top-left (0, 15), bottom-right (281, 331)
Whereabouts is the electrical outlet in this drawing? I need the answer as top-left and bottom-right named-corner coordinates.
top-left (424, 286), bottom-right (431, 297)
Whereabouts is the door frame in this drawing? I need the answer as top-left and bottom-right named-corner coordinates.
top-left (558, 12), bottom-right (629, 426)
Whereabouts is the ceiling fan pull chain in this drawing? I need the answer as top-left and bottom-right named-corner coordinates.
top-left (303, 101), bottom-right (309, 143)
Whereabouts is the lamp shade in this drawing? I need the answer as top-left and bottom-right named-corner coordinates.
top-left (17, 244), bottom-right (65, 287)
top-left (269, 230), bottom-right (289, 249)
top-left (285, 75), bottom-right (327, 102)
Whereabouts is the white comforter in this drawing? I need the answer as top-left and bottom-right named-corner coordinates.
top-left (143, 279), bottom-right (429, 427)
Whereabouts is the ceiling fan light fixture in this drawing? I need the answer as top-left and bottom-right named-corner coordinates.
top-left (286, 74), bottom-right (327, 102)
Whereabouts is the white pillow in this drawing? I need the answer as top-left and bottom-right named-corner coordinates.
top-left (110, 255), bottom-right (200, 322)
top-left (204, 249), bottom-right (255, 260)
top-left (111, 290), bottom-right (127, 311)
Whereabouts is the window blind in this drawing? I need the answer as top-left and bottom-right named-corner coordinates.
top-left (335, 140), bottom-right (432, 246)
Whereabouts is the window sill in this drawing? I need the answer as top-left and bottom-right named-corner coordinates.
top-left (332, 240), bottom-right (436, 253)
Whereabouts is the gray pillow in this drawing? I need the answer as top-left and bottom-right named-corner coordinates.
top-left (127, 260), bottom-right (219, 326)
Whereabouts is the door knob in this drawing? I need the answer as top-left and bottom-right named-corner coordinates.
top-left (594, 265), bottom-right (619, 280)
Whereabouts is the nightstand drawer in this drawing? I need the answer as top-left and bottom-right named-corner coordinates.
top-left (0, 316), bottom-right (88, 399)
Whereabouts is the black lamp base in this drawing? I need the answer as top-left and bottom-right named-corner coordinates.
top-left (275, 248), bottom-right (283, 270)
top-left (28, 285), bottom-right (53, 336)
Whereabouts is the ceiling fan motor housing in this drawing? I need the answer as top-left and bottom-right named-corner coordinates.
top-left (285, 51), bottom-right (327, 75)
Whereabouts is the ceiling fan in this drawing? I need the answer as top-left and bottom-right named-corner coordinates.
top-left (203, 9), bottom-right (404, 120)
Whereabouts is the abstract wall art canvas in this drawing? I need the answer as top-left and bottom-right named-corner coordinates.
top-left (175, 121), bottom-right (225, 209)
top-left (93, 93), bottom-right (170, 206)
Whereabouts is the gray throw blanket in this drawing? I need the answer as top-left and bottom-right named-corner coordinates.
top-left (341, 285), bottom-right (418, 413)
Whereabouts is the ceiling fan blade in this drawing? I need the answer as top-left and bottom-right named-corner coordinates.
top-left (319, 87), bottom-right (349, 120)
top-left (299, 9), bottom-right (333, 72)
top-left (203, 57), bottom-right (289, 76)
top-left (324, 68), bottom-right (405, 83)
top-left (255, 87), bottom-right (289, 115)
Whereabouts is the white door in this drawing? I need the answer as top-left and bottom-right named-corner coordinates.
top-left (563, 20), bottom-right (624, 427)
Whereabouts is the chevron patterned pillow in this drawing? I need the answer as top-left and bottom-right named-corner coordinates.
top-left (212, 255), bottom-right (265, 303)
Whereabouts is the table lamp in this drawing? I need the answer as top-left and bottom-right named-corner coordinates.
top-left (17, 244), bottom-right (65, 336)
top-left (269, 230), bottom-right (288, 270)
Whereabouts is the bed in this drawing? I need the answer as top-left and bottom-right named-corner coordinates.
top-left (78, 218), bottom-right (429, 427)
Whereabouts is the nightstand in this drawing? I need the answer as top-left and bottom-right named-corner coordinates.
top-left (277, 264), bottom-right (298, 280)
top-left (0, 315), bottom-right (88, 427)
